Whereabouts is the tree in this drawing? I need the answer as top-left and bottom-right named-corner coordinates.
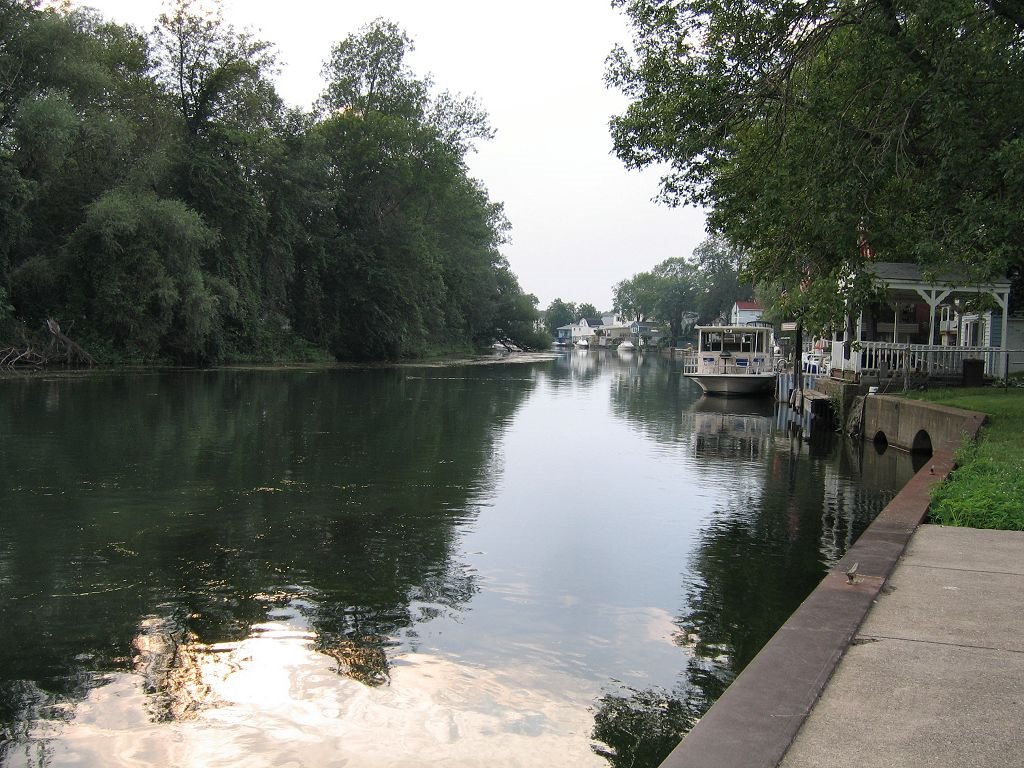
top-left (609, 0), bottom-right (1024, 333)
top-left (652, 257), bottom-right (697, 341)
top-left (544, 299), bottom-right (577, 335)
top-left (318, 18), bottom-right (425, 119)
top-left (153, 0), bottom-right (285, 358)
top-left (577, 302), bottom-right (599, 320)
top-left (613, 271), bottom-right (658, 322)
top-left (65, 189), bottom-right (220, 360)
top-left (490, 266), bottom-right (547, 350)
top-left (153, 0), bottom-right (277, 139)
top-left (312, 19), bottom-right (522, 359)
top-left (691, 236), bottom-right (751, 324)
top-left (2, 2), bottom-right (171, 326)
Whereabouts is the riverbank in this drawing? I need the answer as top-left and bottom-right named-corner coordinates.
top-left (908, 387), bottom-right (1024, 530)
top-left (0, 350), bottom-right (562, 380)
top-left (658, 415), bottom-right (970, 768)
top-left (659, 391), bottom-right (1011, 768)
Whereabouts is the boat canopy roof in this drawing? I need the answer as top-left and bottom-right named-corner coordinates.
top-left (694, 323), bottom-right (773, 333)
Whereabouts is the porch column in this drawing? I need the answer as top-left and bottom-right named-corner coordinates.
top-left (998, 288), bottom-right (1009, 378)
top-left (915, 288), bottom-right (952, 346)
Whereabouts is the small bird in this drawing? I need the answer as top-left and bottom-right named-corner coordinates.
top-left (846, 562), bottom-right (859, 584)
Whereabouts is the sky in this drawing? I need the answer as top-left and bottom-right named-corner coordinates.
top-left (71, 0), bottom-right (707, 311)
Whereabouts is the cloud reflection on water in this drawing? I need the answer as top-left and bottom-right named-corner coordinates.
top-left (9, 605), bottom-right (605, 768)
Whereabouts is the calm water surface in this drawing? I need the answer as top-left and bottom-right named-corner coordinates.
top-left (0, 352), bottom-right (915, 767)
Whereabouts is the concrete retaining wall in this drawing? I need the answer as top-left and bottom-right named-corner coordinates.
top-left (658, 397), bottom-right (985, 768)
top-left (862, 395), bottom-right (985, 453)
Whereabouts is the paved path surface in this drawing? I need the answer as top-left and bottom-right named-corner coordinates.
top-left (780, 524), bottom-right (1024, 768)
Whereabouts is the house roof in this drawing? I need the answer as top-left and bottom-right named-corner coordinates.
top-left (869, 262), bottom-right (1011, 290)
top-left (734, 301), bottom-right (763, 311)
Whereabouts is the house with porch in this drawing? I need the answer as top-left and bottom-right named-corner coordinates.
top-left (825, 262), bottom-right (1014, 382)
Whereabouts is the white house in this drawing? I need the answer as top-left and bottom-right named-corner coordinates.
top-left (570, 318), bottom-right (604, 343)
top-left (731, 301), bottom-right (764, 325)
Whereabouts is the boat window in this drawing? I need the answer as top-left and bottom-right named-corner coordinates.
top-left (722, 333), bottom-right (754, 353)
top-left (700, 329), bottom-right (770, 354)
top-left (701, 333), bottom-right (723, 352)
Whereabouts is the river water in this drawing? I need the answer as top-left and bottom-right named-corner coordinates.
top-left (0, 352), bottom-right (915, 768)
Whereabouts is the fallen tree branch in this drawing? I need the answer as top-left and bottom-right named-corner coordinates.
top-left (0, 320), bottom-right (96, 369)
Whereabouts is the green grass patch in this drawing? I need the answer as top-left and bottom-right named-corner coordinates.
top-left (907, 387), bottom-right (1024, 530)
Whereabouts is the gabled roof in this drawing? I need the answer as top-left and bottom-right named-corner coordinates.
top-left (734, 300), bottom-right (763, 311)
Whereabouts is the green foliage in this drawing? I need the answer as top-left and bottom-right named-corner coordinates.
top-left (911, 388), bottom-right (1024, 530)
top-left (68, 188), bottom-right (218, 360)
top-left (610, 0), bottom-right (1024, 333)
top-left (544, 298), bottom-right (577, 335)
top-left (0, 286), bottom-right (13, 324)
top-left (0, 3), bottom-right (536, 364)
top-left (690, 237), bottom-right (751, 324)
top-left (609, 235), bottom-right (752, 342)
top-left (613, 271), bottom-right (659, 322)
top-left (651, 257), bottom-right (697, 340)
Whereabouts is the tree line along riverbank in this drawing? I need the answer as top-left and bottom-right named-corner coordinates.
top-left (1, 3), bottom-right (548, 368)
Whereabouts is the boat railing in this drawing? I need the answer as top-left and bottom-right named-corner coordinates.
top-left (683, 353), bottom-right (774, 376)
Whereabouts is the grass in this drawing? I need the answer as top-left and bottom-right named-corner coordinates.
top-left (907, 386), bottom-right (1024, 530)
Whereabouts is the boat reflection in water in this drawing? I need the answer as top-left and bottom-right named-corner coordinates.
top-left (685, 396), bottom-right (775, 460)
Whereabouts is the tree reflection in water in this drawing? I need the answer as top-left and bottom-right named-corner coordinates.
top-left (0, 366), bottom-right (534, 762)
top-left (0, 360), bottom-right (916, 767)
top-left (591, 383), bottom-right (914, 767)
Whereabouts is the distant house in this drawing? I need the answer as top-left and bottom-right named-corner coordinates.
top-left (567, 318), bottom-right (604, 344)
top-left (595, 313), bottom-right (631, 345)
top-left (731, 300), bottom-right (764, 325)
top-left (630, 322), bottom-right (662, 345)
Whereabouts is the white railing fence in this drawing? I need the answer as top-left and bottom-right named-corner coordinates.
top-left (830, 341), bottom-right (1024, 380)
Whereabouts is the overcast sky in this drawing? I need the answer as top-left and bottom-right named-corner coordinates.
top-left (72, 0), bottom-right (707, 310)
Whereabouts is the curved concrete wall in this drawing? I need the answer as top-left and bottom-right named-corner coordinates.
top-left (863, 395), bottom-right (986, 453)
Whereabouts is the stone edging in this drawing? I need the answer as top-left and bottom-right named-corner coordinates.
top-left (658, 400), bottom-right (986, 768)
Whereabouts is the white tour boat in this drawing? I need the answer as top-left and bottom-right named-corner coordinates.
top-left (683, 323), bottom-right (777, 396)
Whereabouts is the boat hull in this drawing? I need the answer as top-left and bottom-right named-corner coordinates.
top-left (685, 373), bottom-right (777, 396)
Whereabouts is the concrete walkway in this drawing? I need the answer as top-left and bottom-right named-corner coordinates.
top-left (780, 524), bottom-right (1024, 768)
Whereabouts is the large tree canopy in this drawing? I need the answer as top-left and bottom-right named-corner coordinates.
top-left (0, 2), bottom-right (542, 363)
top-left (609, 0), bottom-right (1024, 331)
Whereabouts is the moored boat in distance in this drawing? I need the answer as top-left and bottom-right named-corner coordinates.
top-left (617, 339), bottom-right (635, 353)
top-left (576, 338), bottom-right (590, 349)
top-left (683, 323), bottom-right (777, 396)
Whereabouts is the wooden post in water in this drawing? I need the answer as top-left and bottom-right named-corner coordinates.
top-left (794, 322), bottom-right (804, 411)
